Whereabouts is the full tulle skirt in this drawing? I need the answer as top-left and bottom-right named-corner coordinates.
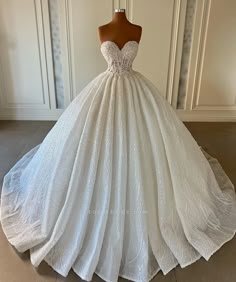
top-left (1, 70), bottom-right (236, 282)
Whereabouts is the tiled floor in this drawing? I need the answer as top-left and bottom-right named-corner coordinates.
top-left (0, 121), bottom-right (235, 282)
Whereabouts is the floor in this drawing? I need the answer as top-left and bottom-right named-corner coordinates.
top-left (0, 120), bottom-right (235, 282)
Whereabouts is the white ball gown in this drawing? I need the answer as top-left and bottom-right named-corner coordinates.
top-left (1, 40), bottom-right (236, 282)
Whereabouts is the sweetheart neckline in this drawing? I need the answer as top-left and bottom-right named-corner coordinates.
top-left (100, 40), bottom-right (139, 51)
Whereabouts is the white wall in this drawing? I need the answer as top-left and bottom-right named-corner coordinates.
top-left (1, 0), bottom-right (236, 121)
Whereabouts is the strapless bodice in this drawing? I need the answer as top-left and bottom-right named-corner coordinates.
top-left (100, 41), bottom-right (139, 75)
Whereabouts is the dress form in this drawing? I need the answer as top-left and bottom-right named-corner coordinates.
top-left (98, 9), bottom-right (142, 50)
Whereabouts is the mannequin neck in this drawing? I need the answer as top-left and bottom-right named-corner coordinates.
top-left (112, 11), bottom-right (129, 23)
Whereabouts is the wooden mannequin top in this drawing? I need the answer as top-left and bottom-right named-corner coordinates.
top-left (98, 10), bottom-right (142, 50)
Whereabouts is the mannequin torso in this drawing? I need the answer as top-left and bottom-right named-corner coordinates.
top-left (98, 10), bottom-right (142, 50)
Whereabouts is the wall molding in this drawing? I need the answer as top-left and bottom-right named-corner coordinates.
top-left (0, 0), bottom-right (51, 110)
top-left (167, 0), bottom-right (187, 106)
top-left (180, 0), bottom-right (236, 121)
top-left (58, 0), bottom-right (74, 106)
top-left (0, 0), bottom-right (64, 120)
top-left (190, 0), bottom-right (211, 110)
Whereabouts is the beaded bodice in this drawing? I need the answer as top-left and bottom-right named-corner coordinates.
top-left (100, 41), bottom-right (139, 75)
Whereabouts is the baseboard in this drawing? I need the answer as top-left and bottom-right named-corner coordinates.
top-left (177, 110), bottom-right (236, 122)
top-left (0, 108), bottom-right (63, 121)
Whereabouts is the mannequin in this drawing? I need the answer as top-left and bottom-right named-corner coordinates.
top-left (98, 9), bottom-right (142, 50)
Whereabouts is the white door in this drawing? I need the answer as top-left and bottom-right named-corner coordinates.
top-left (0, 0), bottom-right (63, 120)
top-left (178, 0), bottom-right (236, 121)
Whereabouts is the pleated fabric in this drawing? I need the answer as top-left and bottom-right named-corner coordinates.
top-left (1, 41), bottom-right (236, 282)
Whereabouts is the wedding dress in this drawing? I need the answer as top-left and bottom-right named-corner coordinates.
top-left (1, 40), bottom-right (236, 282)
